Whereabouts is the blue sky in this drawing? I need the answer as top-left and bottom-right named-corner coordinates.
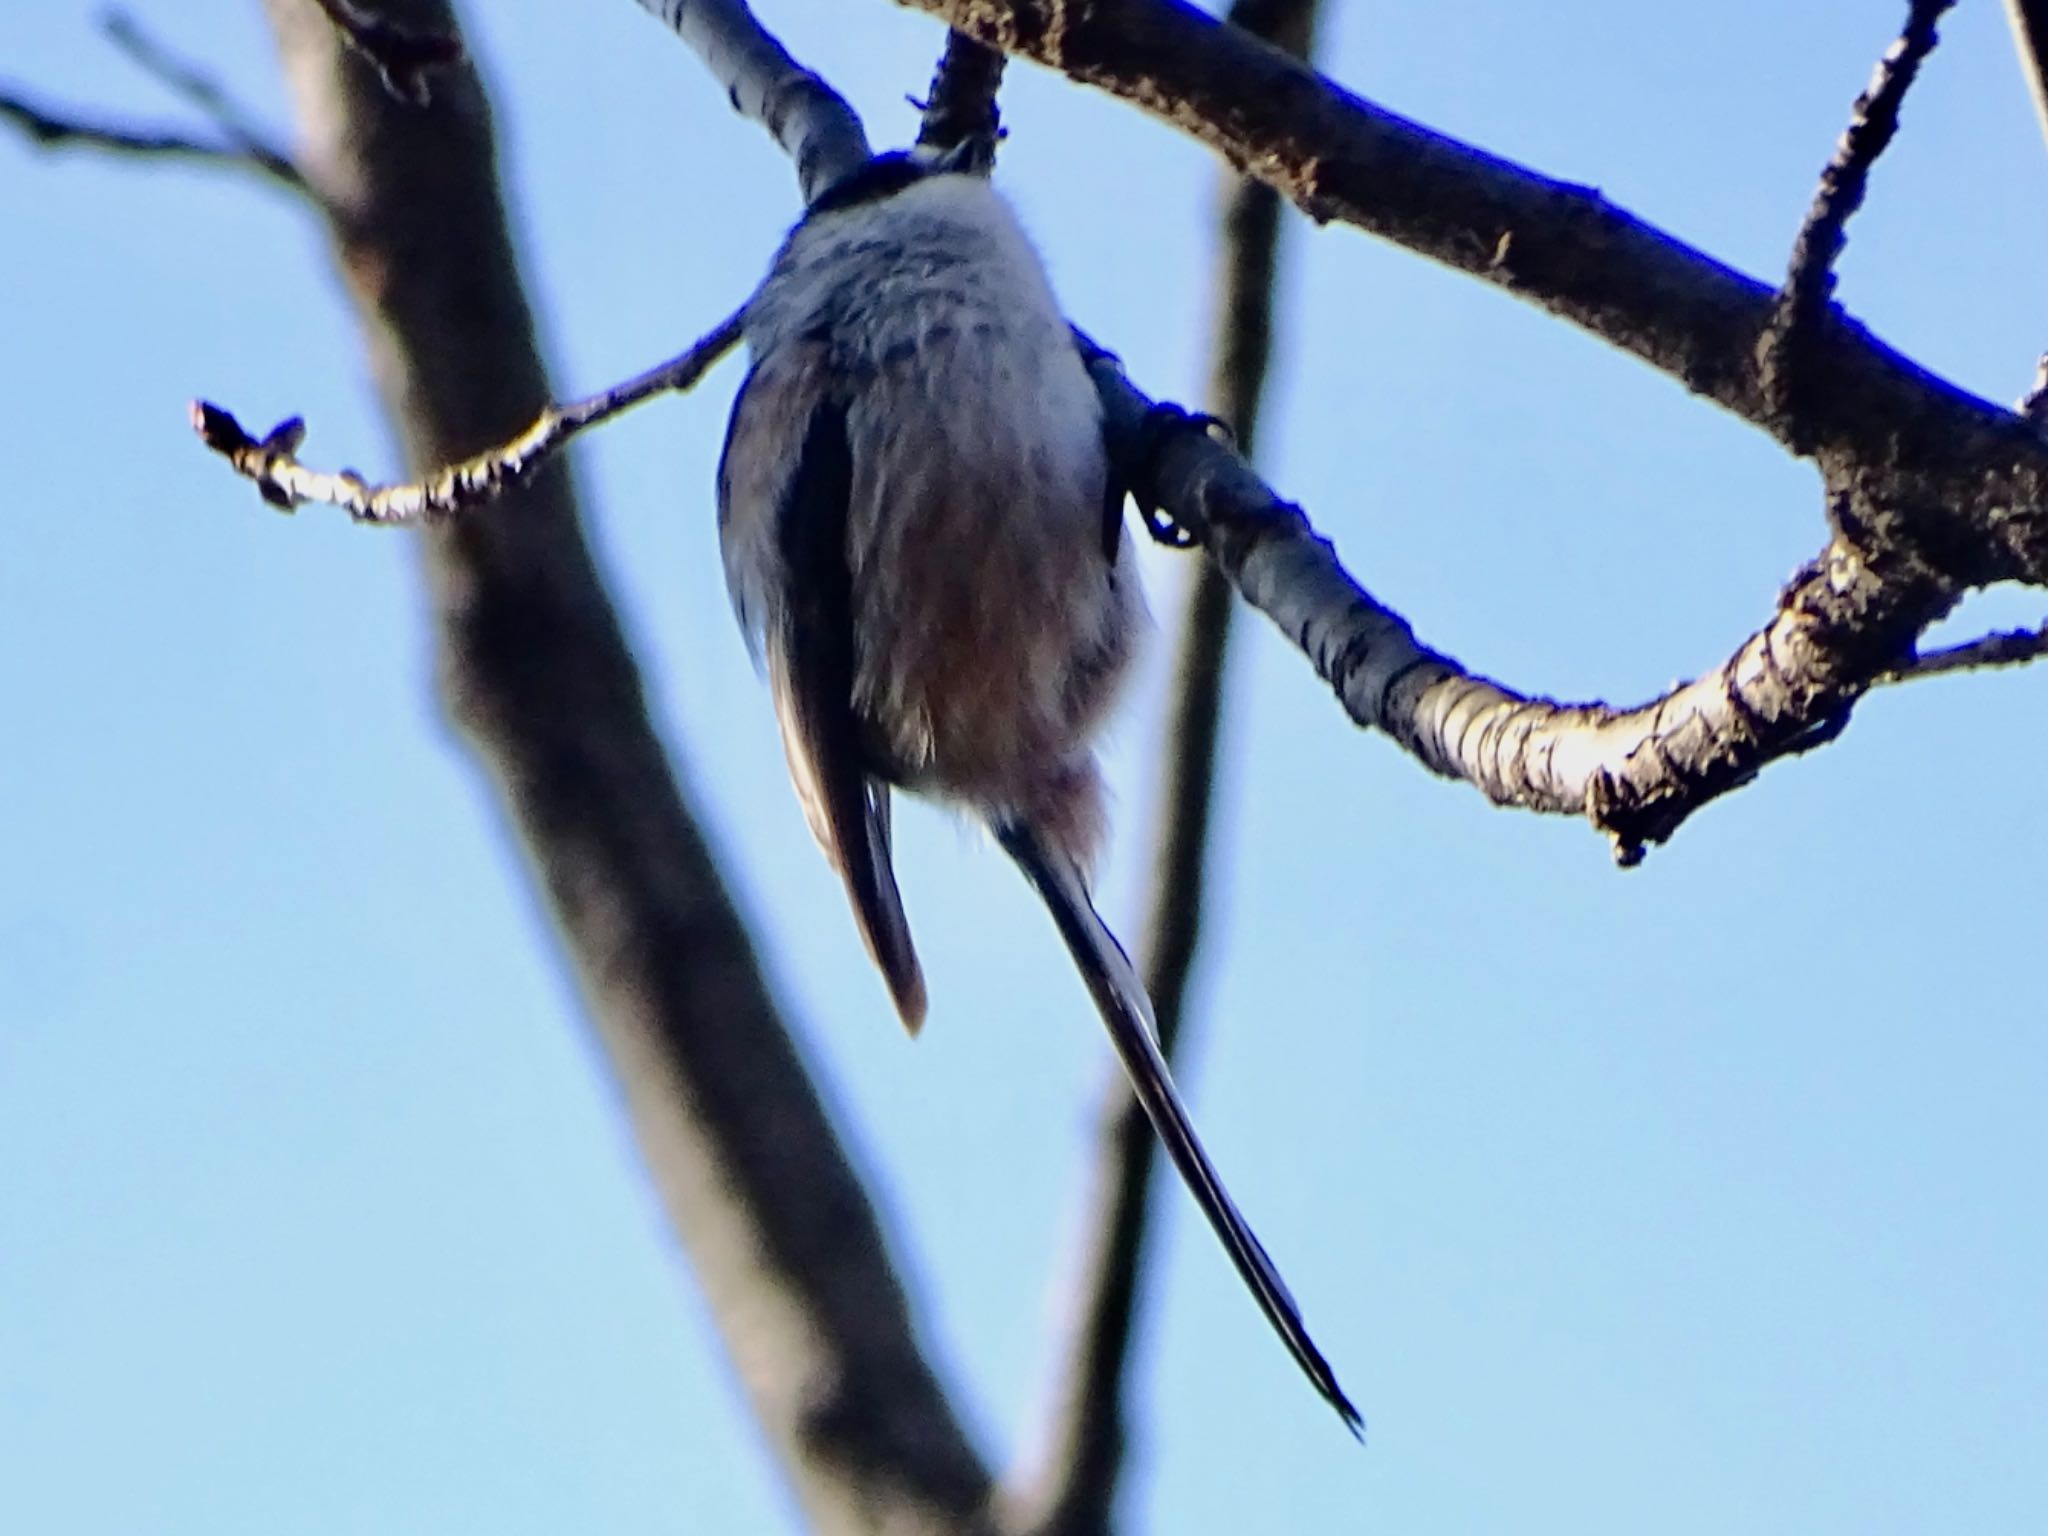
top-left (4, 1), bottom-right (2046, 1532)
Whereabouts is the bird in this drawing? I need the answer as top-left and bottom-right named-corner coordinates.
top-left (715, 137), bottom-right (1360, 1434)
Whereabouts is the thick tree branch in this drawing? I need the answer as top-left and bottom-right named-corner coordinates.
top-left (1087, 356), bottom-right (1954, 863)
top-left (1761, 1), bottom-right (1954, 447)
top-left (1015, 2), bottom-right (1320, 1527)
top-left (630, 0), bottom-right (871, 201)
top-left (191, 309), bottom-right (744, 521)
top-left (916, 30), bottom-right (1007, 152)
top-left (186, 0), bottom-right (2022, 868)
top-left (894, 0), bottom-right (2048, 587)
top-left (305, 0), bottom-right (464, 102)
top-left (256, 2), bottom-right (993, 1530)
top-left (192, 0), bottom-right (2018, 872)
top-left (2006, 0), bottom-right (2048, 150)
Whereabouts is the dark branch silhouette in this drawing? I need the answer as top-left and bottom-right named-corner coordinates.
top-left (1760, 0), bottom-right (1956, 447)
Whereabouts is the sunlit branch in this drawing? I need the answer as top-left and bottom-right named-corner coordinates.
top-left (193, 309), bottom-right (745, 522)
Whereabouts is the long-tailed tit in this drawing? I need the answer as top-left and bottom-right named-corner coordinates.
top-left (716, 141), bottom-right (1359, 1433)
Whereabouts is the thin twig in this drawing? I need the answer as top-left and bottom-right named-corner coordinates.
top-left (0, 9), bottom-right (308, 192)
top-left (0, 86), bottom-right (305, 192)
top-left (2005, 0), bottom-right (2048, 151)
top-left (1879, 622), bottom-right (2048, 683)
top-left (193, 309), bottom-right (746, 522)
top-left (1014, 2), bottom-right (1324, 1526)
top-left (101, 8), bottom-right (299, 170)
top-left (306, 0), bottom-right (464, 103)
top-left (1761, 0), bottom-right (1955, 443)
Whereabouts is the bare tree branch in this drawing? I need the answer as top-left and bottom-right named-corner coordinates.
top-left (178, 0), bottom-right (2023, 873)
top-left (189, 0), bottom-right (2021, 873)
top-left (915, 30), bottom-right (1006, 152)
top-left (844, 0), bottom-right (2048, 862)
top-left (2006, 0), bottom-right (2048, 150)
top-left (1, 9), bottom-right (307, 194)
top-left (1015, 0), bottom-right (1322, 1525)
top-left (32, 0), bottom-right (2045, 1517)
top-left (192, 308), bottom-right (744, 521)
top-left (97, 7), bottom-right (311, 186)
top-left (1088, 352), bottom-right (1958, 862)
top-left (1760, 0), bottom-right (1955, 447)
top-left (304, 0), bottom-right (464, 102)
top-left (0, 86), bottom-right (300, 188)
top-left (1881, 621), bottom-right (2048, 683)
top-left (629, 0), bottom-right (871, 201)
top-left (893, 0), bottom-right (2048, 587)
top-left (251, 2), bottom-right (994, 1530)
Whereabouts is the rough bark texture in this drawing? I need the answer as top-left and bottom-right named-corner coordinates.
top-left (900, 0), bottom-right (2048, 589)
top-left (259, 3), bottom-right (994, 1531)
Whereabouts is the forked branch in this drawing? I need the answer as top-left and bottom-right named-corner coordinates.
top-left (1, 9), bottom-right (306, 192)
top-left (893, 0), bottom-right (2048, 587)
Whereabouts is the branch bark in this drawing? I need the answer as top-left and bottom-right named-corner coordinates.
top-left (1761, 0), bottom-right (1955, 448)
top-left (190, 309), bottom-right (745, 522)
top-left (854, 0), bottom-right (2048, 859)
top-left (916, 29), bottom-right (1007, 150)
top-left (629, 0), bottom-right (871, 201)
top-left (894, 0), bottom-right (2048, 587)
top-left (256, 2), bottom-right (992, 1530)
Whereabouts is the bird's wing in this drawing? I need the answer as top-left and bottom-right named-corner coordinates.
top-left (722, 363), bottom-right (927, 1031)
top-left (995, 820), bottom-right (1362, 1435)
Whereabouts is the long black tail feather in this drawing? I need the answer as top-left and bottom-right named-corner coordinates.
top-left (996, 820), bottom-right (1362, 1436)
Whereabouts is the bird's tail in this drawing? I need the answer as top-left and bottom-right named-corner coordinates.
top-left (994, 820), bottom-right (1363, 1436)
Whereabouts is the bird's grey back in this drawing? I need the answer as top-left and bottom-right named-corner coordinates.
top-left (724, 172), bottom-right (1144, 861)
